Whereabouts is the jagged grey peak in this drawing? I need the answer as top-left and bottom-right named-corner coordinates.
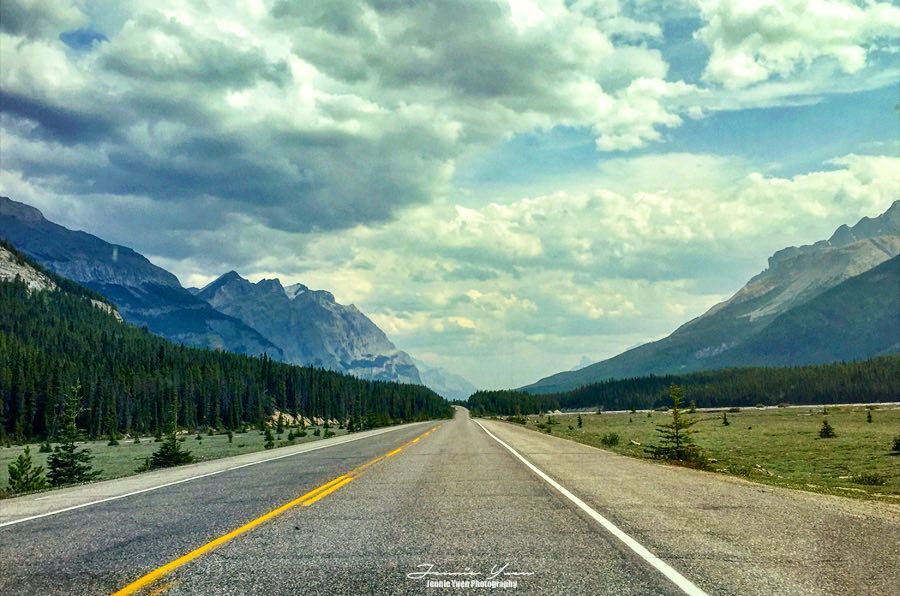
top-left (198, 272), bottom-right (422, 384)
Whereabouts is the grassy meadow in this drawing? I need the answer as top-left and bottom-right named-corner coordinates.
top-left (0, 426), bottom-right (346, 494)
top-left (512, 405), bottom-right (900, 501)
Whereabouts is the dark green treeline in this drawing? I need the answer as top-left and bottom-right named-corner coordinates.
top-left (467, 357), bottom-right (900, 416)
top-left (0, 262), bottom-right (451, 442)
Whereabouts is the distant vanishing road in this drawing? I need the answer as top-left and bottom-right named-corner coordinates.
top-left (2, 407), bottom-right (897, 595)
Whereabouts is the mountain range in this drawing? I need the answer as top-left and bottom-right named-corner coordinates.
top-left (523, 201), bottom-right (900, 393)
top-left (195, 271), bottom-right (422, 384)
top-left (0, 196), bottom-right (474, 394)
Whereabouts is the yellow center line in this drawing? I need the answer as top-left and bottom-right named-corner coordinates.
top-left (112, 423), bottom-right (442, 596)
top-left (301, 476), bottom-right (354, 507)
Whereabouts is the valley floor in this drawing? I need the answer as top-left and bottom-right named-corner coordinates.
top-left (511, 404), bottom-right (900, 500)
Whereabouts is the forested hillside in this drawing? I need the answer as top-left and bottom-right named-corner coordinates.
top-left (468, 357), bottom-right (900, 415)
top-left (0, 248), bottom-right (451, 442)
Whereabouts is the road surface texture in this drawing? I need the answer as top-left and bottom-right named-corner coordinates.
top-left (1, 408), bottom-right (896, 595)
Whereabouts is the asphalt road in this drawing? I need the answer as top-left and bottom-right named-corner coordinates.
top-left (2, 408), bottom-right (897, 595)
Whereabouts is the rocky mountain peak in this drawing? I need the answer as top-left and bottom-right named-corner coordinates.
top-left (827, 199), bottom-right (899, 247)
top-left (285, 283), bottom-right (308, 299)
top-left (0, 196), bottom-right (45, 223)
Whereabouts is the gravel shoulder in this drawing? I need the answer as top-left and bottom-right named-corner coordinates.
top-left (480, 418), bottom-right (900, 596)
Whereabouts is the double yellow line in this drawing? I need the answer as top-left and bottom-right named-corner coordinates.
top-left (113, 424), bottom-right (440, 596)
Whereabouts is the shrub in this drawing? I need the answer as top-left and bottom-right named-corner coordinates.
top-left (264, 426), bottom-right (275, 449)
top-left (600, 432), bottom-right (619, 447)
top-left (297, 430), bottom-right (308, 438)
top-left (866, 410), bottom-right (873, 423)
top-left (819, 419), bottom-right (836, 439)
top-left (727, 407), bottom-right (741, 413)
top-left (892, 436), bottom-right (900, 452)
top-left (313, 428), bottom-right (321, 437)
top-left (507, 416), bottom-right (528, 425)
top-left (853, 473), bottom-right (886, 486)
top-left (324, 430), bottom-right (335, 438)
top-left (38, 442), bottom-right (53, 453)
top-left (722, 412), bottom-right (730, 426)
top-left (577, 414), bottom-right (583, 428)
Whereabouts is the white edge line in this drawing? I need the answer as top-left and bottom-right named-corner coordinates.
top-left (0, 423), bottom-right (423, 529)
top-left (474, 419), bottom-right (708, 596)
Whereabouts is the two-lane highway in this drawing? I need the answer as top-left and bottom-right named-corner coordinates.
top-left (3, 407), bottom-right (897, 595)
top-left (2, 409), bottom-right (687, 595)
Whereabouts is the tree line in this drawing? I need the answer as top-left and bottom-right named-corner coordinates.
top-left (0, 248), bottom-right (452, 443)
top-left (466, 356), bottom-right (900, 416)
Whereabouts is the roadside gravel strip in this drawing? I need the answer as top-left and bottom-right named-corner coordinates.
top-left (479, 418), bottom-right (900, 596)
top-left (0, 422), bottom-right (431, 527)
top-left (474, 420), bottom-right (707, 596)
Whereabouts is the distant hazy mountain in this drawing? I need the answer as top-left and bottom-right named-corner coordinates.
top-left (412, 358), bottom-right (478, 401)
top-left (0, 197), bottom-right (283, 359)
top-left (197, 271), bottom-right (422, 384)
top-left (523, 202), bottom-right (900, 393)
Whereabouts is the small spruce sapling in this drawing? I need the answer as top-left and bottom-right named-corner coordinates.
top-left (646, 385), bottom-right (702, 463)
top-left (722, 412), bottom-right (730, 426)
top-left (145, 399), bottom-right (194, 470)
top-left (264, 426), bottom-right (275, 449)
top-left (819, 419), bottom-right (836, 439)
top-left (577, 414), bottom-right (583, 428)
top-left (867, 410), bottom-right (873, 423)
top-left (7, 446), bottom-right (48, 494)
top-left (47, 383), bottom-right (102, 487)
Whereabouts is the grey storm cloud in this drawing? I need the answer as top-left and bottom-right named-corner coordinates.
top-left (0, 0), bottom-right (689, 241)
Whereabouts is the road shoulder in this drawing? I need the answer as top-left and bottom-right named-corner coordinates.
top-left (479, 418), bottom-right (900, 596)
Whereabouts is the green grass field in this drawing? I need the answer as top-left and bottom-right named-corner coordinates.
top-left (513, 405), bottom-right (900, 501)
top-left (0, 426), bottom-right (346, 494)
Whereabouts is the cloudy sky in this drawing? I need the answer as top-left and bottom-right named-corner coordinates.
top-left (1, 0), bottom-right (898, 389)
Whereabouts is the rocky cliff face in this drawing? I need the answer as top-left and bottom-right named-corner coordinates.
top-left (0, 197), bottom-right (282, 359)
top-left (0, 244), bottom-right (122, 320)
top-left (523, 201), bottom-right (900, 393)
top-left (197, 272), bottom-right (423, 384)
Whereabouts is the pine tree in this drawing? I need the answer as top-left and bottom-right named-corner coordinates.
top-left (577, 414), bottom-right (583, 428)
top-left (264, 425), bottom-right (275, 449)
top-left (47, 384), bottom-right (102, 487)
top-left (646, 385), bottom-right (702, 462)
top-left (819, 419), bottom-right (836, 439)
top-left (722, 412), bottom-right (730, 426)
top-left (867, 410), bottom-right (873, 423)
top-left (146, 397), bottom-right (193, 470)
top-left (7, 446), bottom-right (48, 494)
